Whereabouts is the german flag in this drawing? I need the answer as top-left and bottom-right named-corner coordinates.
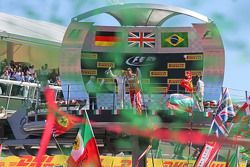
top-left (95, 31), bottom-right (121, 46)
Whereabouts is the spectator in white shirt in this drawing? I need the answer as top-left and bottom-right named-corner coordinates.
top-left (195, 75), bottom-right (205, 112)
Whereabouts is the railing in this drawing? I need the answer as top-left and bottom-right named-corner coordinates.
top-left (1, 78), bottom-right (249, 115)
top-left (61, 82), bottom-right (250, 111)
top-left (0, 79), bottom-right (62, 115)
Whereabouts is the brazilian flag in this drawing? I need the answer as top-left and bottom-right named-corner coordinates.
top-left (161, 32), bottom-right (188, 47)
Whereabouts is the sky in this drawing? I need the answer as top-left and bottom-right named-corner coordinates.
top-left (0, 0), bottom-right (250, 100)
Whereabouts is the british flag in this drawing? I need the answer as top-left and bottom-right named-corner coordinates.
top-left (212, 88), bottom-right (235, 136)
top-left (195, 88), bottom-right (235, 166)
top-left (212, 112), bottom-right (229, 136)
top-left (128, 32), bottom-right (155, 48)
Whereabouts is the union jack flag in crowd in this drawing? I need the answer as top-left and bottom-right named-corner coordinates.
top-left (128, 32), bottom-right (155, 48)
top-left (194, 88), bottom-right (235, 167)
top-left (211, 88), bottom-right (235, 136)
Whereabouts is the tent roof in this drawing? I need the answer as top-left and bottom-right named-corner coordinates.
top-left (73, 3), bottom-right (210, 26)
top-left (0, 12), bottom-right (66, 47)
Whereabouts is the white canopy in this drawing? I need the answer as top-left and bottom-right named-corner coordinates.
top-left (0, 12), bottom-right (66, 46)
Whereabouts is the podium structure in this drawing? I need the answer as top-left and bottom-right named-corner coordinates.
top-left (60, 3), bottom-right (225, 166)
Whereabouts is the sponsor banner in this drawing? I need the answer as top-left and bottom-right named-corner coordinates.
top-left (100, 156), bottom-right (113, 167)
top-left (150, 71), bottom-right (168, 77)
top-left (112, 157), bottom-right (132, 167)
top-left (97, 62), bottom-right (115, 68)
top-left (167, 63), bottom-right (186, 69)
top-left (97, 78), bottom-right (114, 84)
top-left (168, 79), bottom-right (182, 85)
top-left (81, 52), bottom-right (203, 94)
top-left (185, 70), bottom-right (202, 77)
top-left (81, 69), bottom-right (97, 75)
top-left (152, 87), bottom-right (168, 93)
top-left (162, 159), bottom-right (192, 166)
top-left (142, 79), bottom-right (150, 84)
top-left (81, 53), bottom-right (98, 59)
top-left (184, 54), bottom-right (203, 61)
top-left (161, 32), bottom-right (188, 47)
top-left (0, 156), bottom-right (246, 167)
top-left (0, 155), bottom-right (67, 167)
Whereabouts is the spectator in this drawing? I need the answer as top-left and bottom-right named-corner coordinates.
top-left (55, 76), bottom-right (61, 86)
top-left (28, 65), bottom-right (37, 80)
top-left (49, 69), bottom-right (58, 84)
top-left (1, 67), bottom-right (10, 80)
top-left (24, 71), bottom-right (34, 82)
top-left (86, 76), bottom-right (104, 110)
top-left (195, 75), bottom-right (205, 112)
top-left (38, 64), bottom-right (49, 89)
top-left (0, 106), bottom-right (6, 118)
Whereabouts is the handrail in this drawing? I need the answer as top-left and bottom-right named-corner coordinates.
top-left (0, 79), bottom-right (62, 114)
top-left (0, 79), bottom-right (62, 90)
top-left (0, 79), bottom-right (40, 87)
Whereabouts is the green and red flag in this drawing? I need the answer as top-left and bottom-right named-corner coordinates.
top-left (232, 102), bottom-right (248, 123)
top-left (67, 111), bottom-right (101, 167)
top-left (225, 148), bottom-right (239, 167)
top-left (240, 146), bottom-right (250, 161)
top-left (230, 102), bottom-right (249, 137)
top-left (36, 88), bottom-right (83, 167)
top-left (167, 93), bottom-right (194, 113)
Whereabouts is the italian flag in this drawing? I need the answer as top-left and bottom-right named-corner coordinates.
top-left (204, 111), bottom-right (213, 118)
top-left (67, 111), bottom-right (101, 167)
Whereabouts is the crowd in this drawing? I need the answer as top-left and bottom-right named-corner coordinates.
top-left (0, 59), bottom-right (61, 95)
top-left (0, 60), bottom-right (36, 82)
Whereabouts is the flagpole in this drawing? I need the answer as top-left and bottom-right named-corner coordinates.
top-left (187, 94), bottom-right (194, 166)
top-left (237, 146), bottom-right (240, 167)
top-left (67, 84), bottom-right (70, 111)
top-left (52, 130), bottom-right (64, 155)
top-left (150, 146), bottom-right (155, 167)
top-left (113, 82), bottom-right (116, 110)
top-left (135, 145), bottom-right (152, 167)
top-left (225, 149), bottom-right (231, 167)
top-left (208, 87), bottom-right (227, 135)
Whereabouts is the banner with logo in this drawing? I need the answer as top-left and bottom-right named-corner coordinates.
top-left (0, 155), bottom-right (246, 167)
top-left (81, 52), bottom-right (203, 94)
top-left (194, 142), bottom-right (222, 167)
